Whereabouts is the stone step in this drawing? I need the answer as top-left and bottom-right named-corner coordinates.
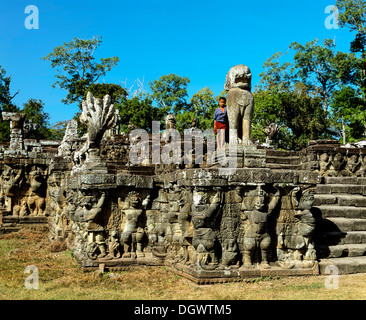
top-left (1, 222), bottom-right (18, 227)
top-left (265, 150), bottom-right (301, 158)
top-left (316, 231), bottom-right (366, 246)
top-left (316, 243), bottom-right (366, 259)
top-left (313, 205), bottom-right (366, 219)
top-left (313, 194), bottom-right (366, 207)
top-left (319, 256), bottom-right (366, 275)
top-left (117, 167), bottom-right (156, 176)
top-left (265, 155), bottom-right (301, 165)
top-left (0, 211), bottom-right (12, 217)
top-left (324, 177), bottom-right (366, 185)
top-left (315, 184), bottom-right (366, 195)
top-left (1, 216), bottom-right (48, 224)
top-left (317, 217), bottom-right (366, 232)
top-left (266, 163), bottom-right (302, 170)
top-left (0, 226), bottom-right (20, 234)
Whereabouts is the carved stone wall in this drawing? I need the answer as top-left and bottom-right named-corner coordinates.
top-left (301, 140), bottom-right (366, 178)
top-left (47, 159), bottom-right (319, 283)
top-left (3, 96), bottom-right (366, 283)
top-left (0, 135), bottom-right (321, 283)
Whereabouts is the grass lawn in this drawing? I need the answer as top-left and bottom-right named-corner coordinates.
top-left (1, 229), bottom-right (366, 300)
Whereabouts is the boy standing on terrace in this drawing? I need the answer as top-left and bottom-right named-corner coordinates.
top-left (213, 97), bottom-right (228, 150)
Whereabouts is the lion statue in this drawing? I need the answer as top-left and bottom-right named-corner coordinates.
top-left (224, 65), bottom-right (254, 145)
top-left (165, 113), bottom-right (176, 130)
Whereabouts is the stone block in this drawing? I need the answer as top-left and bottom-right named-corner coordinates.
top-left (116, 174), bottom-right (136, 187)
top-left (191, 178), bottom-right (228, 187)
top-left (316, 184), bottom-right (365, 195)
top-left (316, 205), bottom-right (366, 219)
top-left (135, 175), bottom-right (153, 189)
top-left (167, 193), bottom-right (180, 201)
top-left (243, 149), bottom-right (266, 168)
top-left (338, 195), bottom-right (366, 207)
top-left (319, 257), bottom-right (362, 275)
top-left (160, 203), bottom-right (169, 212)
top-left (80, 173), bottom-right (115, 186)
top-left (313, 195), bottom-right (337, 206)
top-left (297, 170), bottom-right (319, 184)
top-left (151, 201), bottom-right (160, 210)
top-left (169, 202), bottom-right (179, 212)
top-left (244, 157), bottom-right (266, 168)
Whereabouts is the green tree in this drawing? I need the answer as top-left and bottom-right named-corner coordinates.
top-left (149, 74), bottom-right (190, 114)
top-left (49, 120), bottom-right (68, 141)
top-left (189, 87), bottom-right (218, 129)
top-left (42, 36), bottom-right (119, 106)
top-left (0, 66), bottom-right (20, 142)
top-left (173, 87), bottom-right (218, 133)
top-left (256, 36), bottom-right (362, 147)
top-left (289, 38), bottom-right (357, 109)
top-left (337, 0), bottom-right (366, 96)
top-left (257, 52), bottom-right (295, 92)
top-left (252, 89), bottom-right (288, 146)
top-left (253, 89), bottom-right (331, 150)
top-left (0, 66), bottom-right (19, 112)
top-left (329, 86), bottom-right (365, 143)
top-left (82, 83), bottom-right (128, 102)
top-left (117, 95), bottom-right (165, 133)
top-left (254, 50), bottom-right (335, 150)
top-left (281, 92), bottom-right (331, 149)
top-left (337, 0), bottom-right (366, 34)
top-left (21, 99), bottom-right (53, 140)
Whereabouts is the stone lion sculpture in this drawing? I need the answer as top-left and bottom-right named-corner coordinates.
top-left (224, 65), bottom-right (254, 145)
top-left (165, 113), bottom-right (176, 130)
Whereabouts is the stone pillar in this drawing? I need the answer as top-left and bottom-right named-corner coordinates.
top-left (2, 112), bottom-right (26, 155)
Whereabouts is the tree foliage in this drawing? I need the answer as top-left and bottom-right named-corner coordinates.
top-left (255, 21), bottom-right (366, 148)
top-left (337, 0), bottom-right (366, 95)
top-left (149, 74), bottom-right (190, 114)
top-left (0, 66), bottom-right (19, 112)
top-left (290, 38), bottom-right (357, 109)
top-left (117, 95), bottom-right (165, 133)
top-left (82, 83), bottom-right (128, 102)
top-left (21, 99), bottom-right (54, 140)
top-left (330, 0), bottom-right (366, 142)
top-left (42, 36), bottom-right (119, 106)
top-left (0, 66), bottom-right (19, 142)
top-left (253, 89), bottom-right (331, 150)
top-left (257, 52), bottom-right (294, 92)
top-left (336, 0), bottom-right (366, 34)
top-left (49, 120), bottom-right (68, 141)
top-left (329, 86), bottom-right (366, 143)
top-left (171, 87), bottom-right (218, 134)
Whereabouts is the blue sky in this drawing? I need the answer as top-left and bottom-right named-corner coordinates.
top-left (0, 0), bottom-right (356, 125)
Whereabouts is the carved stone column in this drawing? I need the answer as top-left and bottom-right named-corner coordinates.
top-left (2, 112), bottom-right (26, 154)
